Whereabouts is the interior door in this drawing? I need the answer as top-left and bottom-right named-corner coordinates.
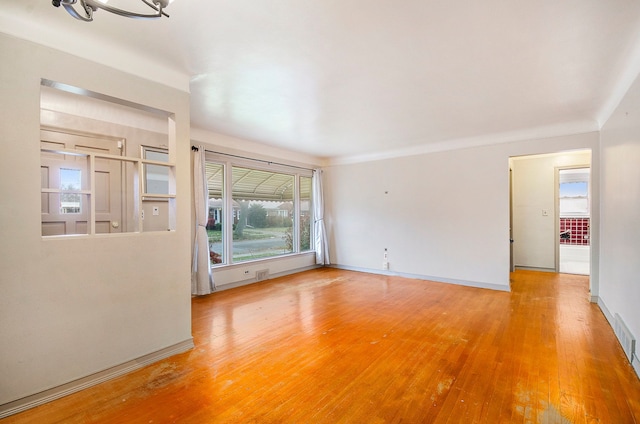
top-left (41, 129), bottom-right (124, 235)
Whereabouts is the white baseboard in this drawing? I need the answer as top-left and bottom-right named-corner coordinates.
top-left (594, 296), bottom-right (640, 380)
top-left (269, 265), bottom-right (322, 280)
top-left (595, 295), bottom-right (615, 326)
top-left (214, 265), bottom-right (321, 292)
top-left (514, 266), bottom-right (556, 273)
top-left (0, 338), bottom-right (194, 419)
top-left (328, 264), bottom-right (511, 292)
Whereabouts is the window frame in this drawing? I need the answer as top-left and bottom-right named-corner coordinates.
top-left (141, 145), bottom-right (171, 197)
top-left (205, 152), bottom-right (314, 267)
top-left (558, 168), bottom-right (590, 218)
top-left (40, 80), bottom-right (177, 237)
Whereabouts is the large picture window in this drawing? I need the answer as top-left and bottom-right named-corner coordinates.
top-left (205, 153), bottom-right (313, 266)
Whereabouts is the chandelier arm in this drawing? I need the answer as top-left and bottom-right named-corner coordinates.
top-left (54, 0), bottom-right (171, 20)
top-left (141, 0), bottom-right (170, 18)
top-left (60, 0), bottom-right (93, 21)
top-left (84, 0), bottom-right (168, 19)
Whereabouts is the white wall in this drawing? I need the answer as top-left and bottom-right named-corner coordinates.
top-left (599, 72), bottom-right (640, 371)
top-left (511, 151), bottom-right (591, 271)
top-left (324, 132), bottom-right (599, 291)
top-left (0, 34), bottom-right (192, 408)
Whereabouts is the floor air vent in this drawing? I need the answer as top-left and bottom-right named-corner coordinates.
top-left (256, 269), bottom-right (269, 282)
top-left (614, 313), bottom-right (636, 362)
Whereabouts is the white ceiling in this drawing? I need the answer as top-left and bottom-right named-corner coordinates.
top-left (3, 0), bottom-right (640, 160)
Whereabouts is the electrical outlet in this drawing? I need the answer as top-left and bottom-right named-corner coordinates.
top-left (153, 206), bottom-right (160, 216)
top-left (383, 248), bottom-right (389, 270)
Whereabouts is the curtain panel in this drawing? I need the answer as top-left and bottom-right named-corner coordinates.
top-left (312, 168), bottom-right (330, 265)
top-left (192, 146), bottom-right (215, 295)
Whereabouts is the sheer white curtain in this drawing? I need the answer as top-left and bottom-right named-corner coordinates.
top-left (192, 146), bottom-right (214, 295)
top-left (312, 168), bottom-right (330, 265)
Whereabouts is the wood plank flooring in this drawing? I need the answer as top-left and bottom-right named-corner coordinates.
top-left (4, 268), bottom-right (640, 423)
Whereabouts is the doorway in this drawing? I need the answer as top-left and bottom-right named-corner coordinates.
top-left (510, 150), bottom-right (591, 274)
top-left (557, 167), bottom-right (590, 275)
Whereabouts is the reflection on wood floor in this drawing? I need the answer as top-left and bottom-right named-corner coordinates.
top-left (5, 268), bottom-right (640, 423)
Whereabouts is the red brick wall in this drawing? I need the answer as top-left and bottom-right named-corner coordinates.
top-left (559, 218), bottom-right (590, 245)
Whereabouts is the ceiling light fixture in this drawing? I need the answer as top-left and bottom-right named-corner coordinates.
top-left (51, 0), bottom-right (171, 22)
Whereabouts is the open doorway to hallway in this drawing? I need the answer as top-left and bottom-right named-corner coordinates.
top-left (558, 167), bottom-right (591, 275)
top-left (510, 150), bottom-right (591, 275)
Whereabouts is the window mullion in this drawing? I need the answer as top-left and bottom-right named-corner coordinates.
top-left (89, 154), bottom-right (96, 235)
top-left (224, 161), bottom-right (233, 265)
top-left (135, 159), bottom-right (142, 232)
top-left (294, 174), bottom-right (300, 253)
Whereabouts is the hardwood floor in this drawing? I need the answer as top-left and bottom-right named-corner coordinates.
top-left (4, 268), bottom-right (640, 423)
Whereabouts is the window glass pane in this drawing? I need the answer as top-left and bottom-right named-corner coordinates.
top-left (299, 176), bottom-right (312, 252)
top-left (41, 149), bottom-right (89, 236)
top-left (559, 181), bottom-right (588, 217)
top-left (232, 167), bottom-right (294, 262)
top-left (143, 148), bottom-right (169, 195)
top-left (206, 162), bottom-right (224, 265)
top-left (60, 168), bottom-right (82, 214)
